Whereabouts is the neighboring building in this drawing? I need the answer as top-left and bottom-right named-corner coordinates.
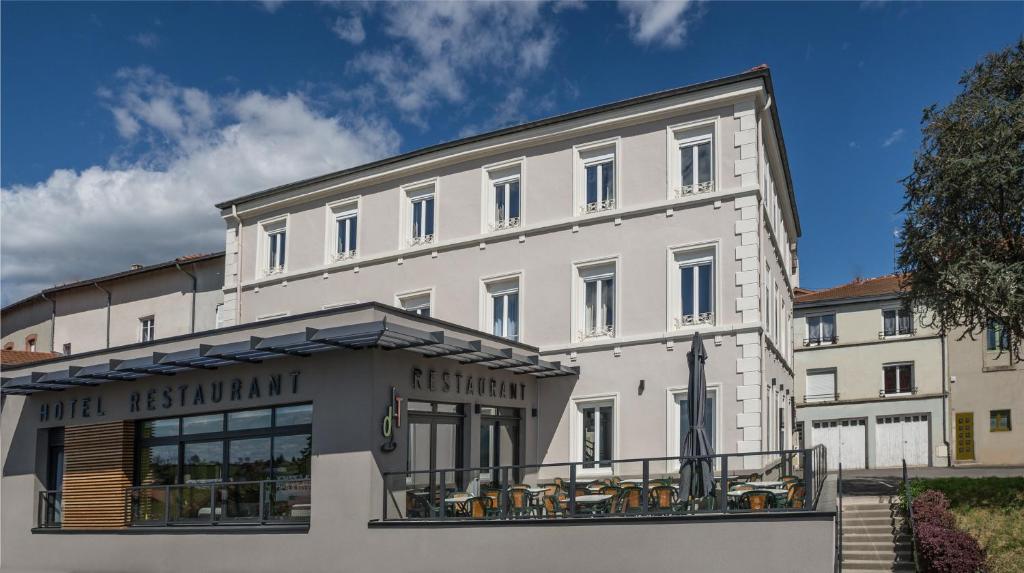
top-left (1, 68), bottom-right (840, 573)
top-left (793, 275), bottom-right (950, 469)
top-left (948, 321), bottom-right (1023, 465)
top-left (1, 253), bottom-right (225, 356)
top-left (0, 349), bottom-right (61, 367)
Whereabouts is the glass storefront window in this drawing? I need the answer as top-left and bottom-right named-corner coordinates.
top-left (229, 437), bottom-right (272, 481)
top-left (228, 409), bottom-right (272, 431)
top-left (183, 414), bottom-right (223, 435)
top-left (183, 441), bottom-right (223, 483)
top-left (275, 404), bottom-right (312, 426)
top-left (139, 444), bottom-right (178, 485)
top-left (141, 418), bottom-right (179, 438)
top-left (273, 434), bottom-right (312, 479)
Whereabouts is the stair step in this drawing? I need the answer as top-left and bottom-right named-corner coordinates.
top-left (843, 533), bottom-right (911, 544)
top-left (843, 550), bottom-right (913, 561)
top-left (843, 542), bottom-right (905, 552)
top-left (841, 559), bottom-right (915, 571)
top-left (844, 507), bottom-right (893, 516)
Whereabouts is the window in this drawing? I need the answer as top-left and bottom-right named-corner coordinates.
top-left (62, 343), bottom-right (71, 355)
top-left (675, 388), bottom-right (717, 456)
top-left (574, 398), bottom-right (614, 472)
top-left (405, 183), bottom-right (436, 246)
top-left (577, 262), bottom-right (615, 340)
top-left (132, 404), bottom-right (312, 524)
top-left (260, 217), bottom-right (288, 276)
top-left (990, 410), bottom-right (1012, 432)
top-left (486, 278), bottom-right (520, 341)
top-left (398, 291), bottom-right (432, 317)
top-left (986, 320), bottom-right (1010, 351)
top-left (26, 335), bottom-right (37, 352)
top-left (678, 133), bottom-right (714, 197)
top-left (4, 342), bottom-right (14, 350)
top-left (139, 317), bottom-right (155, 342)
top-left (806, 314), bottom-right (836, 345)
top-left (575, 140), bottom-right (618, 215)
top-left (882, 308), bottom-right (913, 337)
top-left (677, 256), bottom-right (714, 328)
top-left (805, 369), bottom-right (837, 402)
top-left (215, 303), bottom-right (225, 329)
top-left (492, 178), bottom-right (521, 231)
top-left (329, 201), bottom-right (359, 262)
top-left (883, 364), bottom-right (913, 395)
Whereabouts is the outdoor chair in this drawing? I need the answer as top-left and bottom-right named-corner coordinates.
top-left (649, 485), bottom-right (676, 512)
top-left (406, 492), bottom-right (438, 518)
top-left (481, 488), bottom-right (502, 515)
top-left (509, 488), bottom-right (536, 517)
top-left (543, 493), bottom-right (567, 518)
top-left (787, 485), bottom-right (806, 508)
top-left (780, 475), bottom-right (800, 485)
top-left (466, 496), bottom-right (491, 519)
top-left (573, 485), bottom-right (591, 498)
top-left (617, 486), bottom-right (643, 513)
top-left (739, 490), bottom-right (775, 511)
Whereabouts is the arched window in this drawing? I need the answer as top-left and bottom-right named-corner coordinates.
top-left (25, 335), bottom-right (37, 352)
top-left (3, 342), bottom-right (13, 351)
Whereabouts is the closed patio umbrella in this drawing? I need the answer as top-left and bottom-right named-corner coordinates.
top-left (679, 331), bottom-right (716, 507)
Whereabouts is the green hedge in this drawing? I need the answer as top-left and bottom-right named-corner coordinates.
top-left (903, 477), bottom-right (1024, 511)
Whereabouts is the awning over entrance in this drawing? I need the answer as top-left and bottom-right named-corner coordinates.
top-left (1, 315), bottom-right (578, 396)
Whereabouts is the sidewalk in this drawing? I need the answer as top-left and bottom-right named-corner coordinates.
top-left (842, 465), bottom-right (1024, 479)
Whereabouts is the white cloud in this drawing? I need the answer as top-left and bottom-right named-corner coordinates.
top-left (882, 128), bottom-right (905, 147)
top-left (1, 69), bottom-right (400, 304)
top-left (332, 15), bottom-right (366, 44)
top-left (618, 0), bottom-right (699, 48)
top-left (131, 32), bottom-right (159, 48)
top-left (349, 2), bottom-right (557, 123)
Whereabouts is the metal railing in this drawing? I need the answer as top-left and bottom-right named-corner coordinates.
top-left (381, 445), bottom-right (827, 522)
top-left (126, 478), bottom-right (310, 527)
top-left (901, 459), bottom-right (919, 572)
top-left (37, 490), bottom-right (62, 528)
top-left (836, 463), bottom-right (843, 572)
top-left (803, 335), bottom-right (839, 346)
top-left (878, 328), bottom-right (916, 339)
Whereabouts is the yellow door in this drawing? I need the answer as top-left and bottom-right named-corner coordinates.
top-left (956, 412), bottom-right (975, 461)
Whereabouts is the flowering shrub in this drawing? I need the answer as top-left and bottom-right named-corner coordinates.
top-left (916, 522), bottom-right (987, 573)
top-left (911, 489), bottom-right (988, 572)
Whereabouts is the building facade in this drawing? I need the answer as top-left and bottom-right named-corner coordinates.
top-left (793, 276), bottom-right (950, 469)
top-left (1, 253), bottom-right (225, 357)
top-left (1, 68), bottom-right (838, 573)
top-left (948, 322), bottom-right (1023, 465)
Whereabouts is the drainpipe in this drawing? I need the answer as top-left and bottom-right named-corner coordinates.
top-left (941, 333), bottom-right (951, 466)
top-left (175, 261), bottom-right (198, 334)
top-left (40, 292), bottom-right (56, 353)
top-left (92, 282), bottom-right (111, 349)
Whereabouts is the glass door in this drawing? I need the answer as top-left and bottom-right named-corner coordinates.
top-left (406, 401), bottom-right (464, 516)
top-left (479, 407), bottom-right (521, 487)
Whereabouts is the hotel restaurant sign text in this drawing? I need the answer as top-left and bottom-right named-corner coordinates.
top-left (411, 367), bottom-right (526, 401)
top-left (38, 371), bottom-right (302, 423)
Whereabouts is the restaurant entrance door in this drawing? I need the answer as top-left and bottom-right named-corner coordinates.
top-left (407, 401), bottom-right (464, 506)
top-left (479, 407), bottom-right (521, 487)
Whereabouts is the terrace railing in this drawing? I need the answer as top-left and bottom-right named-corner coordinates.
top-left (125, 478), bottom-right (310, 527)
top-left (37, 490), bottom-right (62, 528)
top-left (381, 445), bottom-right (827, 522)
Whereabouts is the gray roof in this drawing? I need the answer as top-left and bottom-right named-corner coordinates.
top-left (1, 303), bottom-right (577, 396)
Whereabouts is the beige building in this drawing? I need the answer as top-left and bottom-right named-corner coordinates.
top-left (793, 275), bottom-right (950, 469)
top-left (0, 68), bottom-right (842, 573)
top-left (1, 253), bottom-right (225, 357)
top-left (948, 322), bottom-right (1023, 465)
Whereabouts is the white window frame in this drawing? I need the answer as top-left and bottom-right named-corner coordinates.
top-left (805, 368), bottom-right (837, 403)
top-left (396, 288), bottom-right (434, 317)
top-left (481, 272), bottom-right (523, 342)
top-left (256, 311), bottom-right (290, 322)
top-left (572, 257), bottom-right (619, 342)
top-left (666, 384), bottom-right (722, 472)
top-left (481, 158), bottom-right (524, 233)
top-left (881, 307), bottom-right (914, 338)
top-left (258, 215), bottom-right (289, 277)
top-left (573, 138), bottom-right (621, 216)
top-left (324, 197), bottom-right (361, 264)
top-left (667, 243), bottom-right (718, 331)
top-left (139, 316), bottom-right (155, 343)
top-left (401, 179), bottom-right (438, 248)
top-left (667, 119), bottom-right (718, 199)
top-left (570, 393), bottom-right (619, 478)
top-left (882, 362), bottom-right (914, 396)
top-left (805, 313), bottom-right (837, 346)
top-left (214, 303), bottom-right (225, 329)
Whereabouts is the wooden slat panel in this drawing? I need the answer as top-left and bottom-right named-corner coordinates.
top-left (62, 421), bottom-right (133, 529)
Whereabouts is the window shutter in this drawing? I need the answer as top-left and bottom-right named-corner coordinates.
top-left (805, 371), bottom-right (836, 402)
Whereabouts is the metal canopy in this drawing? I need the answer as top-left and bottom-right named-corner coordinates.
top-left (1, 318), bottom-right (578, 396)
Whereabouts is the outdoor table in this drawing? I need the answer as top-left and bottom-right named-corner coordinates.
top-left (444, 496), bottom-right (471, 515)
top-left (574, 494), bottom-right (612, 503)
top-left (744, 481), bottom-right (785, 488)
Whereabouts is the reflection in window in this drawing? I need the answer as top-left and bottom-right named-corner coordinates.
top-left (276, 404), bottom-right (313, 426)
top-left (139, 444), bottom-right (178, 485)
top-left (183, 442), bottom-right (223, 484)
top-left (580, 403), bottom-right (613, 469)
top-left (141, 418), bottom-right (179, 439)
top-left (273, 434), bottom-right (312, 479)
top-left (183, 413), bottom-right (224, 435)
top-left (229, 437), bottom-right (271, 481)
top-left (228, 409), bottom-right (272, 431)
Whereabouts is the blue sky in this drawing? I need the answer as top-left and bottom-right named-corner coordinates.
top-left (1, 1), bottom-right (1021, 304)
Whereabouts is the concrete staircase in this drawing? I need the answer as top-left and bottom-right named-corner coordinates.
top-left (840, 496), bottom-right (915, 572)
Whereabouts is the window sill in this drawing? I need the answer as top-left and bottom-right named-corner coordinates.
top-left (32, 524), bottom-right (309, 535)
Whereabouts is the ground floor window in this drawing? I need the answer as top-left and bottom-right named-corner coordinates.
top-left (574, 398), bottom-right (614, 471)
top-left (131, 404), bottom-right (311, 524)
top-left (990, 410), bottom-right (1012, 432)
top-left (479, 406), bottom-right (521, 485)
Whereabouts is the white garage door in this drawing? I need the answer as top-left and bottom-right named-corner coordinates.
top-left (875, 415), bottom-right (930, 468)
top-left (811, 419), bottom-right (866, 470)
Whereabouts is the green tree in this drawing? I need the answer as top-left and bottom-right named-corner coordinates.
top-left (898, 40), bottom-right (1024, 359)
